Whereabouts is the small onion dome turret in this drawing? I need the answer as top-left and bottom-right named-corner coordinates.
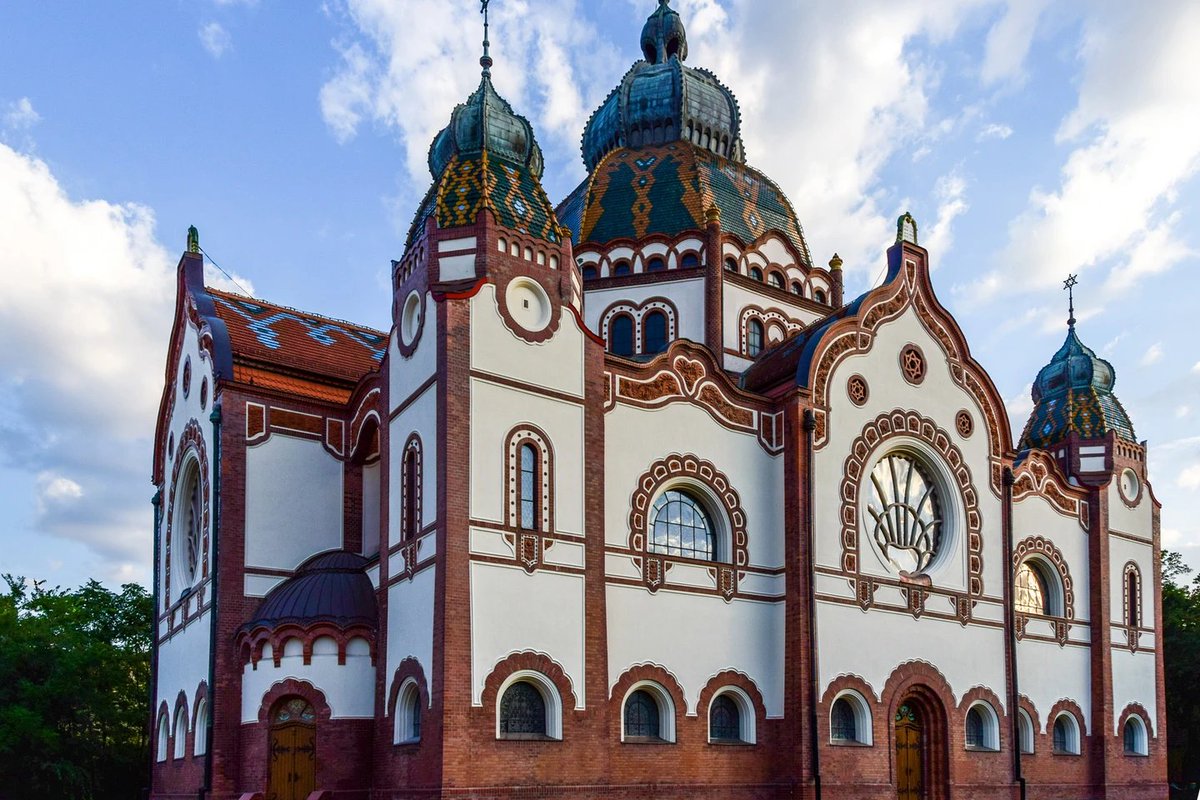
top-left (428, 75), bottom-right (544, 181)
top-left (580, 0), bottom-right (744, 171)
top-left (243, 550), bottom-right (377, 632)
top-left (1019, 324), bottom-right (1136, 451)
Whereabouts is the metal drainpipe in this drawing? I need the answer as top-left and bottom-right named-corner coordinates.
top-left (202, 402), bottom-right (222, 800)
top-left (148, 489), bottom-right (162, 800)
top-left (1002, 467), bottom-right (1027, 800)
top-left (803, 409), bottom-right (822, 800)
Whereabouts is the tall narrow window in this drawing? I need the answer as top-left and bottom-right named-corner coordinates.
top-left (403, 445), bottom-right (418, 540)
top-left (519, 444), bottom-right (538, 530)
top-left (157, 714), bottom-right (170, 762)
top-left (1127, 569), bottom-right (1141, 627)
top-left (610, 315), bottom-right (635, 357)
top-left (965, 707), bottom-right (985, 748)
top-left (193, 700), bottom-right (208, 756)
top-left (643, 311), bottom-right (669, 355)
top-left (747, 319), bottom-right (765, 357)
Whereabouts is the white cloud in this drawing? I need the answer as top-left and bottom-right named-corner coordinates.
top-left (0, 143), bottom-right (250, 581)
top-left (923, 170), bottom-right (969, 263)
top-left (981, 0), bottom-right (1052, 84)
top-left (976, 122), bottom-right (1013, 141)
top-left (1178, 405), bottom-right (1191, 419)
top-left (1005, 382), bottom-right (1034, 435)
top-left (1194, 361), bottom-right (1200, 374)
top-left (199, 22), bottom-right (232, 59)
top-left (3, 97), bottom-right (40, 132)
top-left (1140, 342), bottom-right (1163, 367)
top-left (1180, 464), bottom-right (1200, 491)
top-left (970, 0), bottom-right (1200, 303)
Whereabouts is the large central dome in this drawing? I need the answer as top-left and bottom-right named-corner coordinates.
top-left (580, 0), bottom-right (744, 171)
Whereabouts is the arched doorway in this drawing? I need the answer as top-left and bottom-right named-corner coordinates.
top-left (893, 687), bottom-right (948, 800)
top-left (267, 697), bottom-right (316, 800)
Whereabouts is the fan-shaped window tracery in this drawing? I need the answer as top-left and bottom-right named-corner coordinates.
top-left (866, 453), bottom-right (942, 574)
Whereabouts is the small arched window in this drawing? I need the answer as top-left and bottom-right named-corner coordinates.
top-left (647, 256), bottom-right (666, 273)
top-left (724, 257), bottom-right (738, 273)
top-left (1018, 709), bottom-right (1034, 754)
top-left (643, 310), bottom-right (669, 355)
top-left (768, 272), bottom-right (785, 289)
top-left (830, 698), bottom-right (857, 743)
top-left (1123, 717), bottom-right (1147, 755)
top-left (613, 260), bottom-right (632, 277)
top-left (747, 319), bottom-right (765, 357)
top-left (519, 443), bottom-right (538, 530)
top-left (749, 266), bottom-right (763, 282)
top-left (649, 489), bottom-right (716, 561)
top-left (624, 690), bottom-right (662, 740)
top-left (609, 315), bottom-right (635, 357)
top-left (709, 695), bottom-right (741, 742)
top-left (965, 707), bottom-right (986, 749)
top-left (1015, 561), bottom-right (1050, 615)
top-left (814, 289), bottom-right (828, 305)
top-left (157, 713), bottom-right (170, 762)
top-left (680, 252), bottom-right (700, 269)
top-left (193, 699), bottom-right (207, 756)
top-left (395, 681), bottom-right (421, 744)
top-left (173, 707), bottom-right (188, 759)
top-left (1053, 713), bottom-right (1079, 754)
top-left (498, 681), bottom-right (547, 739)
top-left (582, 265), bottom-right (597, 281)
top-left (791, 281), bottom-right (803, 295)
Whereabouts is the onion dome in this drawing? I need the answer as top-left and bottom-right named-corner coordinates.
top-left (580, 0), bottom-right (744, 172)
top-left (406, 72), bottom-right (561, 250)
top-left (1019, 323), bottom-right (1136, 451)
top-left (243, 551), bottom-right (377, 631)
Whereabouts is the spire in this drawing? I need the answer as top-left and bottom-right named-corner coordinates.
top-left (1063, 273), bottom-right (1078, 329)
top-left (480, 0), bottom-right (493, 77)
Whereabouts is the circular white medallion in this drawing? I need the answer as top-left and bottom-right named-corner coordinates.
top-left (1119, 468), bottom-right (1140, 504)
top-left (505, 277), bottom-right (552, 333)
top-left (401, 291), bottom-right (423, 347)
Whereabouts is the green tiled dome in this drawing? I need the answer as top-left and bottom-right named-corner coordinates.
top-left (428, 75), bottom-right (544, 181)
top-left (1019, 324), bottom-right (1136, 450)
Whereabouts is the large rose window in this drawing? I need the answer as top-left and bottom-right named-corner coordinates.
top-left (866, 453), bottom-right (942, 575)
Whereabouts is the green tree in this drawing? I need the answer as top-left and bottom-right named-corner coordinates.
top-left (1164, 551), bottom-right (1200, 794)
top-left (0, 576), bottom-right (152, 799)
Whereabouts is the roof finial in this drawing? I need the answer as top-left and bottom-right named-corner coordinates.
top-left (187, 225), bottom-right (200, 254)
top-left (1063, 273), bottom-right (1079, 328)
top-left (480, 0), bottom-right (493, 77)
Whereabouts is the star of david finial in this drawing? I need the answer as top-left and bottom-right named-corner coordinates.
top-left (1063, 274), bottom-right (1079, 328)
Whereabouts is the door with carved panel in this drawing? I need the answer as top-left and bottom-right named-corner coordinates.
top-left (267, 698), bottom-right (316, 800)
top-left (895, 704), bottom-right (924, 800)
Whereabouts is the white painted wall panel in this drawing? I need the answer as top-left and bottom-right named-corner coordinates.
top-left (1112, 649), bottom-right (1158, 735)
top-left (470, 284), bottom-right (585, 398)
top-left (1107, 480), bottom-right (1154, 538)
top-left (1012, 493), bottom-right (1091, 622)
top-left (1017, 638), bottom-right (1092, 731)
top-left (390, 293), bottom-right (437, 412)
top-left (244, 435), bottom-right (343, 570)
top-left (471, 563), bottom-right (586, 708)
top-left (386, 566), bottom-right (436, 698)
top-left (241, 649), bottom-right (375, 721)
top-left (388, 385), bottom-right (437, 550)
top-left (607, 584), bottom-right (784, 717)
top-left (583, 277), bottom-right (705, 344)
top-left (362, 462), bottom-right (381, 557)
top-left (156, 613), bottom-right (212, 712)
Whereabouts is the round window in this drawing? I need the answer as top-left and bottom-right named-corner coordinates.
top-left (505, 278), bottom-right (552, 333)
top-left (1119, 468), bottom-right (1140, 504)
top-left (866, 453), bottom-right (942, 575)
top-left (401, 291), bottom-right (423, 348)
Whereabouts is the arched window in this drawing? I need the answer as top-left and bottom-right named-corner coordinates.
top-left (1123, 717), bottom-right (1147, 755)
top-left (624, 690), bottom-right (662, 740)
top-left (647, 256), bottom-right (666, 273)
top-left (612, 260), bottom-right (632, 277)
top-left (498, 681), bottom-right (547, 739)
top-left (649, 489), bottom-right (716, 561)
top-left (1018, 709), bottom-right (1035, 754)
top-left (156, 713), bottom-right (170, 762)
top-left (749, 266), bottom-right (763, 282)
top-left (402, 439), bottom-right (421, 541)
top-left (814, 289), bottom-right (828, 304)
top-left (1126, 566), bottom-right (1141, 627)
top-left (1015, 561), bottom-right (1050, 615)
top-left (831, 698), bottom-right (857, 742)
top-left (643, 310), bottom-right (669, 355)
top-left (609, 314), bottom-right (635, 357)
top-left (680, 252), bottom-right (700, 269)
top-left (724, 257), bottom-right (738, 273)
top-left (173, 706), bottom-right (188, 759)
top-left (791, 281), bottom-right (803, 295)
top-left (395, 680), bottom-right (421, 744)
top-left (768, 271), bottom-right (785, 289)
top-left (965, 707), bottom-right (986, 749)
top-left (193, 699), bottom-right (208, 756)
top-left (747, 319), bottom-right (765, 357)
top-left (582, 265), bottom-right (597, 281)
top-left (1053, 713), bottom-right (1079, 754)
top-left (709, 695), bottom-right (741, 742)
top-left (519, 443), bottom-right (538, 530)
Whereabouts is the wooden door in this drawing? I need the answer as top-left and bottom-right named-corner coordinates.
top-left (267, 696), bottom-right (316, 800)
top-left (895, 704), bottom-right (924, 800)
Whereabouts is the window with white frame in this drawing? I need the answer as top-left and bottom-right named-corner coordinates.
top-left (394, 679), bottom-right (422, 744)
top-left (193, 699), bottom-right (207, 756)
top-left (965, 702), bottom-right (1000, 751)
top-left (1052, 712), bottom-right (1080, 754)
top-left (622, 682), bottom-right (675, 743)
top-left (829, 691), bottom-right (872, 745)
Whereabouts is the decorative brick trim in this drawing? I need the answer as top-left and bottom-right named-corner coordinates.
top-left (481, 651), bottom-right (578, 712)
top-left (955, 410), bottom-right (974, 439)
top-left (840, 410), bottom-right (984, 596)
top-left (255, 679), bottom-right (333, 725)
top-left (958, 685), bottom-right (1007, 749)
top-left (396, 290), bottom-right (427, 359)
top-left (697, 670), bottom-right (768, 722)
top-left (387, 657), bottom-right (430, 716)
top-left (1011, 450), bottom-right (1087, 522)
top-left (626, 454), bottom-right (748, 600)
top-left (899, 343), bottom-right (927, 385)
top-left (737, 304), bottom-right (805, 355)
top-left (239, 623), bottom-right (377, 668)
top-left (164, 419), bottom-right (210, 609)
top-left (1123, 561), bottom-right (1144, 651)
top-left (349, 388), bottom-right (383, 461)
top-left (502, 425), bottom-right (555, 573)
top-left (847, 375), bottom-right (869, 407)
top-left (1012, 536), bottom-right (1077, 633)
top-left (599, 296), bottom-right (680, 355)
top-left (819, 673), bottom-right (881, 746)
top-left (882, 660), bottom-right (954, 800)
top-left (1116, 702), bottom-right (1155, 741)
top-left (609, 663), bottom-right (687, 728)
top-left (881, 660), bottom-right (956, 713)
top-left (1047, 697), bottom-right (1088, 738)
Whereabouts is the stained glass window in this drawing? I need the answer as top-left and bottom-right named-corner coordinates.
top-left (866, 454), bottom-right (941, 574)
top-left (709, 695), bottom-right (741, 741)
top-left (1015, 561), bottom-right (1049, 615)
top-left (624, 690), bottom-right (660, 739)
top-left (519, 444), bottom-right (537, 530)
top-left (649, 490), bottom-right (715, 561)
top-left (643, 311), bottom-right (669, 355)
top-left (831, 698), bottom-right (857, 742)
top-left (273, 698), bottom-right (315, 724)
top-left (182, 467), bottom-right (202, 583)
top-left (499, 681), bottom-right (546, 737)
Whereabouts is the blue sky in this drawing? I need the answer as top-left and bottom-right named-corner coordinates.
top-left (2, 0), bottom-right (1199, 588)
